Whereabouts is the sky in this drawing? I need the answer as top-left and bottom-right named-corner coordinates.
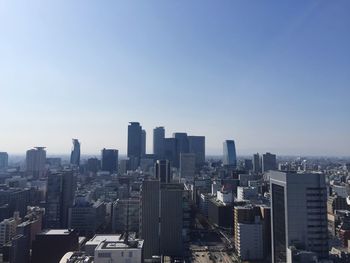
top-left (1, 0), bottom-right (350, 156)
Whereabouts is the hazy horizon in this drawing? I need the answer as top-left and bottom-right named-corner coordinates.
top-left (1, 1), bottom-right (350, 156)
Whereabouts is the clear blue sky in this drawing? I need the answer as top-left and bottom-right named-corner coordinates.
top-left (1, 1), bottom-right (349, 156)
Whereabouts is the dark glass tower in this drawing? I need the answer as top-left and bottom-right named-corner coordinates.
top-left (153, 127), bottom-right (165, 159)
top-left (70, 139), bottom-right (80, 166)
top-left (101, 148), bottom-right (119, 173)
top-left (127, 122), bottom-right (142, 167)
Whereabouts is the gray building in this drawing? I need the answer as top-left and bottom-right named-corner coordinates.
top-left (141, 129), bottom-right (147, 157)
top-left (112, 199), bottom-right (140, 234)
top-left (188, 136), bottom-right (205, 167)
top-left (155, 160), bottom-right (171, 184)
top-left (0, 152), bottom-right (8, 171)
top-left (180, 153), bottom-right (196, 180)
top-left (101, 148), bottom-right (118, 173)
top-left (26, 147), bottom-right (46, 178)
top-left (153, 127), bottom-right (165, 159)
top-left (70, 139), bottom-right (80, 167)
top-left (127, 122), bottom-right (142, 167)
top-left (173, 133), bottom-right (189, 168)
top-left (270, 171), bottom-right (328, 263)
top-left (68, 201), bottom-right (106, 237)
top-left (262, 152), bottom-right (277, 173)
top-left (223, 140), bottom-right (237, 167)
top-left (253, 153), bottom-right (261, 173)
top-left (140, 179), bottom-right (160, 259)
top-left (45, 171), bottom-right (76, 228)
top-left (164, 138), bottom-right (177, 167)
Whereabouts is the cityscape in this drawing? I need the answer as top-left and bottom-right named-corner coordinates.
top-left (1, 1), bottom-right (350, 263)
top-left (0, 122), bottom-right (350, 263)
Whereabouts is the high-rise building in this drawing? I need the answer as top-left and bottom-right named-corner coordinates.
top-left (140, 179), bottom-right (160, 259)
top-left (270, 171), bottom-right (328, 263)
top-left (262, 152), bottom-right (277, 173)
top-left (141, 129), bottom-right (146, 157)
top-left (26, 147), bottom-right (46, 178)
top-left (70, 139), bottom-right (80, 166)
top-left (45, 171), bottom-right (76, 228)
top-left (173, 133), bottom-right (189, 168)
top-left (0, 152), bottom-right (8, 171)
top-left (164, 138), bottom-right (177, 167)
top-left (223, 140), bottom-right (237, 167)
top-left (188, 136), bottom-right (205, 167)
top-left (101, 149), bottom-right (119, 173)
top-left (253, 153), bottom-right (261, 173)
top-left (0, 188), bottom-right (30, 218)
top-left (180, 153), bottom-right (196, 180)
top-left (112, 199), bottom-right (140, 234)
top-left (155, 160), bottom-right (171, 184)
top-left (127, 122), bottom-right (142, 166)
top-left (153, 127), bottom-right (165, 159)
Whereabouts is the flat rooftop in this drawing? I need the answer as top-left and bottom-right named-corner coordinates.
top-left (41, 229), bottom-right (74, 235)
top-left (96, 240), bottom-right (144, 251)
top-left (86, 234), bottom-right (122, 246)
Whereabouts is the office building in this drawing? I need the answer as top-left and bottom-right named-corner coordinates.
top-left (180, 153), bottom-right (196, 180)
top-left (207, 194), bottom-right (233, 229)
top-left (163, 138), bottom-right (177, 167)
top-left (153, 127), bottom-right (165, 159)
top-left (270, 171), bottom-right (328, 263)
top-left (94, 239), bottom-right (144, 263)
top-left (2, 234), bottom-right (28, 263)
top-left (173, 133), bottom-right (189, 167)
top-left (70, 139), bottom-right (80, 166)
top-left (155, 160), bottom-right (171, 184)
top-left (140, 179), bottom-right (160, 259)
top-left (0, 216), bottom-right (19, 247)
top-left (26, 147), bottom-right (46, 178)
top-left (127, 122), bottom-right (142, 166)
top-left (262, 152), bottom-right (277, 172)
top-left (141, 129), bottom-right (146, 156)
top-left (45, 171), bottom-right (76, 228)
top-left (0, 188), bottom-right (30, 218)
top-left (112, 199), bottom-right (140, 234)
top-left (31, 229), bottom-right (79, 263)
top-left (0, 152), bottom-right (8, 171)
top-left (188, 136), bottom-right (205, 167)
top-left (101, 148), bottom-right (119, 173)
top-left (253, 153), bottom-right (261, 173)
top-left (87, 157), bottom-right (100, 173)
top-left (68, 201), bottom-right (106, 237)
top-left (223, 140), bottom-right (237, 167)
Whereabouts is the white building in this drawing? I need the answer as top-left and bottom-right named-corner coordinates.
top-left (236, 222), bottom-right (263, 261)
top-left (217, 190), bottom-right (233, 204)
top-left (237, 186), bottom-right (258, 201)
top-left (94, 240), bottom-right (144, 263)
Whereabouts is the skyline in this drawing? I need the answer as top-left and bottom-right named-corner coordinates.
top-left (1, 1), bottom-right (350, 156)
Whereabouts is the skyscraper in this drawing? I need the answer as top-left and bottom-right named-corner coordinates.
top-left (0, 152), bottom-right (8, 171)
top-left (141, 129), bottom-right (146, 156)
top-left (127, 122), bottom-right (142, 166)
top-left (164, 138), bottom-right (177, 167)
top-left (26, 147), bottom-right (46, 178)
top-left (101, 148), bottom-right (118, 173)
top-left (223, 140), bottom-right (237, 167)
top-left (153, 127), bottom-right (165, 159)
top-left (180, 153), bottom-right (196, 180)
top-left (262, 152), bottom-right (277, 173)
top-left (70, 139), bottom-right (80, 166)
top-left (253, 153), bottom-right (261, 173)
top-left (173, 133), bottom-right (189, 168)
top-left (45, 171), bottom-right (76, 228)
top-left (188, 136), bottom-right (205, 167)
top-left (270, 171), bottom-right (328, 262)
top-left (155, 160), bottom-right (171, 184)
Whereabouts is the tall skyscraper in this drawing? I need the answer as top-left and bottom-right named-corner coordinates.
top-left (188, 136), bottom-right (205, 167)
top-left (262, 152), bottom-right (277, 173)
top-left (253, 153), bottom-right (261, 173)
top-left (26, 147), bottom-right (46, 178)
top-left (223, 140), bottom-right (237, 167)
top-left (45, 171), bottom-right (76, 228)
top-left (164, 138), bottom-right (177, 167)
top-left (127, 122), bottom-right (142, 166)
top-left (270, 171), bottom-right (328, 262)
top-left (180, 153), bottom-right (196, 180)
top-left (70, 139), bottom-right (80, 166)
top-left (141, 129), bottom-right (146, 156)
top-left (173, 133), bottom-right (189, 168)
top-left (140, 179), bottom-right (160, 259)
top-left (155, 160), bottom-right (171, 184)
top-left (0, 152), bottom-right (8, 171)
top-left (153, 127), bottom-right (165, 159)
top-left (101, 148), bottom-right (118, 173)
